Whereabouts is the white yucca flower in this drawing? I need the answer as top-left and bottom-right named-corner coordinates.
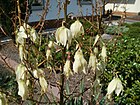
top-left (0, 92), bottom-right (8, 105)
top-left (17, 80), bottom-right (28, 100)
top-left (88, 52), bottom-right (97, 72)
top-left (55, 21), bottom-right (72, 49)
top-left (64, 59), bottom-right (73, 79)
top-left (70, 20), bottom-right (84, 38)
top-left (107, 77), bottom-right (123, 99)
top-left (19, 45), bottom-right (27, 62)
top-left (73, 48), bottom-right (87, 74)
top-left (16, 34), bottom-right (25, 45)
top-left (39, 76), bottom-right (48, 93)
top-left (101, 45), bottom-right (107, 62)
top-left (17, 26), bottom-right (28, 38)
top-left (93, 34), bottom-right (100, 46)
top-left (15, 64), bottom-right (26, 81)
top-left (30, 28), bottom-right (38, 43)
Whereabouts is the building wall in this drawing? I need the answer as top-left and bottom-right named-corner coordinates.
top-left (28, 0), bottom-right (95, 22)
top-left (105, 0), bottom-right (140, 13)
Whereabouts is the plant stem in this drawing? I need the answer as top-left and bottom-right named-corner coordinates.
top-left (60, 47), bottom-right (66, 105)
top-left (17, 0), bottom-right (21, 26)
top-left (63, 0), bottom-right (68, 22)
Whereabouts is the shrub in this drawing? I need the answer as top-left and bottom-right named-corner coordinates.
top-left (101, 22), bottom-right (140, 104)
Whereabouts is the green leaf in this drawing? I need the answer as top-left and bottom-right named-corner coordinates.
top-left (66, 80), bottom-right (70, 94)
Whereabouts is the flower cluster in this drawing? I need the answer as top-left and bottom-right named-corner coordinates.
top-left (55, 20), bottom-right (84, 49)
top-left (14, 19), bottom-right (110, 101)
top-left (55, 20), bottom-right (108, 79)
top-left (16, 23), bottom-right (38, 45)
top-left (15, 23), bottom-right (48, 100)
top-left (16, 23), bottom-right (38, 62)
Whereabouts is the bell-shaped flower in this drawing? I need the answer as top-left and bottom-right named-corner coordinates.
top-left (15, 63), bottom-right (26, 81)
top-left (17, 80), bottom-right (28, 100)
top-left (88, 52), bottom-right (97, 72)
top-left (16, 34), bottom-right (25, 45)
top-left (55, 21), bottom-right (72, 49)
top-left (107, 77), bottom-right (123, 99)
top-left (101, 45), bottom-right (107, 62)
top-left (70, 20), bottom-right (84, 38)
top-left (0, 92), bottom-right (8, 105)
top-left (17, 26), bottom-right (28, 38)
top-left (30, 28), bottom-right (38, 43)
top-left (73, 48), bottom-right (87, 74)
top-left (64, 59), bottom-right (73, 79)
top-left (19, 45), bottom-right (27, 62)
top-left (39, 76), bottom-right (48, 93)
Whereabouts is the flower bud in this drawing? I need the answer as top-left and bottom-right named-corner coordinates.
top-left (88, 52), bottom-right (97, 72)
top-left (93, 35), bottom-right (100, 46)
top-left (33, 69), bottom-right (44, 79)
top-left (48, 41), bottom-right (53, 48)
top-left (94, 47), bottom-right (98, 56)
top-left (39, 76), bottom-right (48, 93)
top-left (64, 59), bottom-right (73, 79)
top-left (46, 49), bottom-right (52, 60)
top-left (101, 45), bottom-right (107, 62)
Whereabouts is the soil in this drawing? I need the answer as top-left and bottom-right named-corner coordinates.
top-left (0, 40), bottom-right (98, 104)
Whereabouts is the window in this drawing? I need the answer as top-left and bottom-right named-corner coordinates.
top-left (30, 0), bottom-right (44, 10)
top-left (78, 0), bottom-right (92, 5)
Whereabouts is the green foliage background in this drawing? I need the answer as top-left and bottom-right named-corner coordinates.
top-left (101, 22), bottom-right (140, 104)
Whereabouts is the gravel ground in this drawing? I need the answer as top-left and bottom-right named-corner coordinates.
top-left (0, 40), bottom-right (20, 63)
top-left (0, 40), bottom-right (19, 75)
